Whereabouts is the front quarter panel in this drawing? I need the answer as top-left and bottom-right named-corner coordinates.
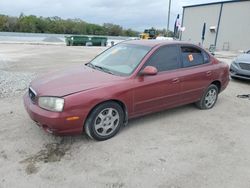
top-left (63, 80), bottom-right (134, 127)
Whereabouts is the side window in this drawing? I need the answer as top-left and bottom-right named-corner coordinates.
top-left (145, 45), bottom-right (180, 72)
top-left (181, 46), bottom-right (205, 68)
top-left (203, 51), bottom-right (210, 64)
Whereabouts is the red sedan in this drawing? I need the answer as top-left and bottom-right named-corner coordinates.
top-left (24, 40), bottom-right (229, 141)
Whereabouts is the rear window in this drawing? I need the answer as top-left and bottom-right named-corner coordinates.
top-left (181, 47), bottom-right (205, 68)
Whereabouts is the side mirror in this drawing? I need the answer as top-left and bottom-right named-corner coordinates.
top-left (140, 66), bottom-right (158, 76)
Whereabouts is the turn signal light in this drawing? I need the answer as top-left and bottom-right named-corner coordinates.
top-left (66, 116), bottom-right (80, 121)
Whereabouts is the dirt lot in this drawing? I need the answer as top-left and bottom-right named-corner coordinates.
top-left (0, 43), bottom-right (250, 188)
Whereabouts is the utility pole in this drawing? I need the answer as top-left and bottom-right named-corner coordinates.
top-left (167, 0), bottom-right (172, 31)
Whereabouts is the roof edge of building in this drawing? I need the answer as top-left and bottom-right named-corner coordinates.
top-left (183, 0), bottom-right (250, 8)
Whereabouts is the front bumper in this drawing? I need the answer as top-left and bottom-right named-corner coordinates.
top-left (23, 93), bottom-right (84, 135)
top-left (230, 63), bottom-right (250, 80)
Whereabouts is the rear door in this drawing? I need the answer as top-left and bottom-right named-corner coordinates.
top-left (178, 45), bottom-right (213, 104)
top-left (133, 45), bottom-right (182, 115)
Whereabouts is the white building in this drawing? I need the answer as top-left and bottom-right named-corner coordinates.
top-left (181, 0), bottom-right (250, 51)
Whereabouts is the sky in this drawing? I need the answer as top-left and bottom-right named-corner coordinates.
top-left (0, 0), bottom-right (227, 31)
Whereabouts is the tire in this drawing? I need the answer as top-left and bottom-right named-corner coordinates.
top-left (84, 102), bottom-right (124, 141)
top-left (195, 84), bottom-right (219, 110)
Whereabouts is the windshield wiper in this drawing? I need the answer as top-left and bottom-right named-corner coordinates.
top-left (86, 63), bottom-right (115, 75)
top-left (86, 63), bottom-right (95, 68)
top-left (94, 65), bottom-right (115, 75)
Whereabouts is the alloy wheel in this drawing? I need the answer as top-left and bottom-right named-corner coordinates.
top-left (94, 108), bottom-right (120, 137)
top-left (204, 88), bottom-right (217, 108)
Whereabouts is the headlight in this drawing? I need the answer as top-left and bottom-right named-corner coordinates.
top-left (231, 61), bottom-right (239, 68)
top-left (38, 97), bottom-right (64, 112)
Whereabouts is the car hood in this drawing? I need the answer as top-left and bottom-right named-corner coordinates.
top-left (235, 54), bottom-right (250, 63)
top-left (30, 65), bottom-right (124, 97)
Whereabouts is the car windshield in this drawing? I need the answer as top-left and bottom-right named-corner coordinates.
top-left (88, 43), bottom-right (151, 76)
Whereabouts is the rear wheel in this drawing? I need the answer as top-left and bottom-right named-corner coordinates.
top-left (84, 102), bottom-right (124, 141)
top-left (196, 84), bottom-right (218, 109)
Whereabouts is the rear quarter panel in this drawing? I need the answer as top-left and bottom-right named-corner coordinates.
top-left (210, 57), bottom-right (230, 92)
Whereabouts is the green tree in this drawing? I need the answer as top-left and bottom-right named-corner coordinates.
top-left (0, 14), bottom-right (139, 36)
top-left (0, 15), bottom-right (8, 31)
top-left (103, 23), bottom-right (123, 36)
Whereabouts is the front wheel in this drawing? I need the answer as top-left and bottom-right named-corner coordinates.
top-left (195, 84), bottom-right (218, 109)
top-left (84, 102), bottom-right (124, 141)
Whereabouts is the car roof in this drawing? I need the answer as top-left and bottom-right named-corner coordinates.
top-left (122, 39), bottom-right (195, 48)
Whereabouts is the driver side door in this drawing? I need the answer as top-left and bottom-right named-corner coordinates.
top-left (132, 45), bottom-right (182, 116)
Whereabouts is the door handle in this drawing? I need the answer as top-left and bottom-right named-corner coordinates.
top-left (172, 78), bottom-right (180, 84)
top-left (206, 71), bottom-right (212, 76)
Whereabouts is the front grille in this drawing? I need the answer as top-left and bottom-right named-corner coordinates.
top-left (239, 63), bottom-right (250, 70)
top-left (28, 87), bottom-right (37, 102)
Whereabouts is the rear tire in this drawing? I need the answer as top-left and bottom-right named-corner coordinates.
top-left (195, 84), bottom-right (218, 110)
top-left (84, 102), bottom-right (124, 141)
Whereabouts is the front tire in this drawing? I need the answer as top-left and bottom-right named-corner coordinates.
top-left (195, 84), bottom-right (218, 110)
top-left (84, 102), bottom-right (124, 141)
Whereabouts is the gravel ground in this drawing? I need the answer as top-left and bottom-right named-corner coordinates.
top-left (0, 43), bottom-right (250, 188)
top-left (0, 70), bottom-right (36, 98)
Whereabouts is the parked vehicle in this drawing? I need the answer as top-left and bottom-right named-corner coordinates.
top-left (24, 40), bottom-right (229, 141)
top-left (65, 35), bottom-right (107, 46)
top-left (230, 50), bottom-right (250, 80)
top-left (139, 29), bottom-right (158, 40)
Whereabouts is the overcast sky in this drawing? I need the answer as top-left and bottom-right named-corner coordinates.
top-left (0, 0), bottom-right (226, 31)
